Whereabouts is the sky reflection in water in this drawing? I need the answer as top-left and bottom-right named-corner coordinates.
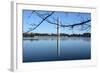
top-left (23, 37), bottom-right (91, 62)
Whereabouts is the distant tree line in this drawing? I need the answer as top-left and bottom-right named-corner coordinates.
top-left (23, 32), bottom-right (91, 37)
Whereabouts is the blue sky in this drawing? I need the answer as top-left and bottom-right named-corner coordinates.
top-left (23, 10), bottom-right (91, 34)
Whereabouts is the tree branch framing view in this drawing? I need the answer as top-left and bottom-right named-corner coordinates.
top-left (23, 9), bottom-right (91, 62)
top-left (23, 10), bottom-right (91, 37)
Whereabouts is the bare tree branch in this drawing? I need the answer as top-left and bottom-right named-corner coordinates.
top-left (25, 11), bottom-right (91, 33)
top-left (28, 10), bottom-right (35, 18)
top-left (35, 11), bottom-right (91, 28)
top-left (26, 11), bottom-right (54, 33)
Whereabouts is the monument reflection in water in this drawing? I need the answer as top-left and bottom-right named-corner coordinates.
top-left (22, 9), bottom-right (91, 63)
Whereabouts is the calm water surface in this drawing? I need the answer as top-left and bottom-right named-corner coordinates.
top-left (23, 37), bottom-right (91, 62)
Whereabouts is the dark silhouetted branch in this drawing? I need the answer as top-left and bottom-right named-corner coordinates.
top-left (35, 11), bottom-right (91, 28)
top-left (25, 11), bottom-right (91, 33)
top-left (26, 11), bottom-right (54, 33)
